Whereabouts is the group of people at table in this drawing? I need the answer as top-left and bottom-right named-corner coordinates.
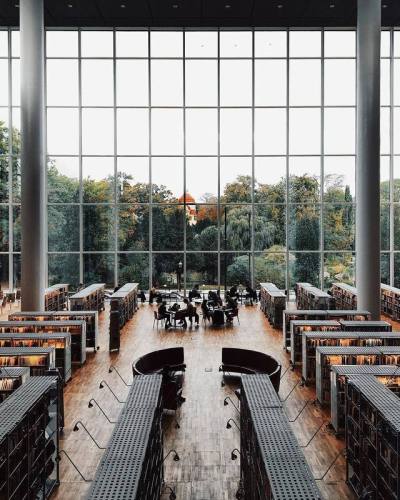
top-left (155, 284), bottom-right (257, 328)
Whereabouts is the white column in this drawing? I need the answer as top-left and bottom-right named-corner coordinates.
top-left (20, 0), bottom-right (46, 310)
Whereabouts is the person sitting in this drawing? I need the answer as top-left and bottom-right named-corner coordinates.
top-left (245, 284), bottom-right (255, 305)
top-left (139, 290), bottom-right (146, 303)
top-left (189, 284), bottom-right (202, 302)
top-left (208, 290), bottom-right (222, 307)
top-left (158, 301), bottom-right (171, 327)
top-left (149, 286), bottom-right (156, 304)
top-left (225, 292), bottom-right (238, 323)
top-left (176, 299), bottom-right (199, 327)
top-left (229, 285), bottom-right (240, 301)
top-left (201, 299), bottom-right (212, 322)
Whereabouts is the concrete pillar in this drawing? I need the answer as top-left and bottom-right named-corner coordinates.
top-left (356, 0), bottom-right (381, 319)
top-left (20, 0), bottom-right (46, 310)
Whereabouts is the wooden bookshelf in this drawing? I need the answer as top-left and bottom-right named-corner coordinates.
top-left (282, 310), bottom-right (326, 351)
top-left (0, 375), bottom-right (61, 500)
top-left (295, 282), bottom-right (334, 310)
top-left (0, 346), bottom-right (56, 376)
top-left (289, 320), bottom-right (340, 368)
top-left (0, 367), bottom-right (30, 403)
top-left (44, 284), bottom-right (69, 311)
top-left (330, 282), bottom-right (358, 310)
top-left (9, 311), bottom-right (99, 351)
top-left (0, 333), bottom-right (72, 383)
top-left (109, 283), bottom-right (139, 352)
top-left (381, 283), bottom-right (400, 320)
top-left (330, 365), bottom-right (400, 435)
top-left (0, 320), bottom-right (86, 365)
top-left (340, 320), bottom-right (392, 332)
top-left (69, 283), bottom-right (105, 313)
top-left (259, 282), bottom-right (286, 329)
top-left (325, 310), bottom-right (371, 321)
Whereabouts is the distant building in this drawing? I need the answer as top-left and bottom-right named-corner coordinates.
top-left (179, 192), bottom-right (197, 226)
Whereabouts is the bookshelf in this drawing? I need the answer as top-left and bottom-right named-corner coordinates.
top-left (69, 283), bottom-right (105, 313)
top-left (325, 310), bottom-right (371, 321)
top-left (282, 310), bottom-right (326, 351)
top-left (0, 367), bottom-right (30, 402)
top-left (240, 374), bottom-right (321, 500)
top-left (381, 283), bottom-right (400, 320)
top-left (330, 282), bottom-right (358, 310)
top-left (0, 347), bottom-right (56, 375)
top-left (0, 320), bottom-right (86, 365)
top-left (87, 375), bottom-right (164, 500)
top-left (346, 376), bottom-right (400, 499)
top-left (0, 375), bottom-right (61, 500)
top-left (330, 365), bottom-right (400, 435)
top-left (290, 320), bottom-right (340, 368)
top-left (340, 320), bottom-right (392, 332)
top-left (44, 284), bottom-right (69, 311)
top-left (9, 311), bottom-right (99, 351)
top-left (0, 333), bottom-right (72, 383)
top-left (295, 282), bottom-right (334, 310)
top-left (259, 283), bottom-right (286, 329)
top-left (109, 283), bottom-right (139, 352)
top-left (303, 331), bottom-right (400, 386)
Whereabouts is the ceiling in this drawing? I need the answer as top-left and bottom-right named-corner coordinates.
top-left (0, 0), bottom-right (399, 28)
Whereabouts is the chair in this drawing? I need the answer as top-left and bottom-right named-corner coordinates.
top-left (153, 311), bottom-right (165, 329)
top-left (230, 309), bottom-right (240, 324)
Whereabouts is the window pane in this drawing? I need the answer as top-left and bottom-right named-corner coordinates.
top-left (13, 206), bottom-right (20, 252)
top-left (255, 31), bottom-right (286, 58)
top-left (288, 205), bottom-right (320, 250)
top-left (394, 254), bottom-right (400, 288)
top-left (12, 157), bottom-right (20, 203)
top-left (185, 60), bottom-right (218, 106)
top-left (289, 60), bottom-right (321, 106)
top-left (84, 254), bottom-right (115, 287)
top-left (48, 205), bottom-right (79, 251)
top-left (118, 254), bottom-right (149, 289)
top-left (82, 157), bottom-right (115, 203)
top-left (220, 60), bottom-right (252, 106)
top-left (381, 253), bottom-right (390, 285)
top-left (381, 107), bottom-right (390, 155)
top-left (186, 206), bottom-right (218, 251)
top-left (382, 30), bottom-right (391, 58)
top-left (11, 60), bottom-right (19, 106)
top-left (152, 206), bottom-right (184, 250)
top-left (289, 108), bottom-right (320, 155)
top-left (289, 157), bottom-right (320, 203)
top-left (185, 31), bottom-right (218, 57)
top-left (381, 204), bottom-right (390, 251)
top-left (81, 31), bottom-right (113, 57)
top-left (83, 206), bottom-right (115, 251)
top-left (221, 158), bottom-right (252, 203)
top-left (394, 61), bottom-right (400, 106)
top-left (82, 109), bottom-right (114, 155)
top-left (324, 204), bottom-right (355, 251)
top-left (118, 205), bottom-right (149, 251)
top-left (221, 205), bottom-right (252, 251)
top-left (255, 60), bottom-right (286, 106)
top-left (0, 206), bottom-right (8, 252)
top-left (186, 109), bottom-right (218, 155)
top-left (220, 32), bottom-right (252, 57)
top-left (0, 158), bottom-right (8, 203)
top-left (47, 60), bottom-right (79, 106)
top-left (254, 252), bottom-right (286, 289)
top-left (116, 60), bottom-right (148, 106)
top-left (152, 109), bottom-right (183, 155)
top-left (393, 157), bottom-right (400, 202)
top-left (394, 109), bottom-right (400, 154)
top-left (0, 31), bottom-right (8, 57)
top-left (254, 157), bottom-right (286, 204)
top-left (324, 156), bottom-right (355, 199)
top-left (82, 60), bottom-right (113, 106)
top-left (255, 108), bottom-right (286, 155)
top-left (49, 254), bottom-right (80, 290)
top-left (289, 252), bottom-right (321, 288)
top-left (289, 31), bottom-right (321, 57)
top-left (394, 206), bottom-right (400, 250)
top-left (46, 31), bottom-right (78, 57)
top-left (11, 31), bottom-right (19, 58)
top-left (324, 108), bottom-right (355, 155)
top-left (151, 60), bottom-right (183, 106)
top-left (115, 31), bottom-right (148, 57)
top-left (222, 253), bottom-right (251, 289)
top-left (254, 205), bottom-right (286, 250)
top-left (220, 109), bottom-right (252, 155)
top-left (0, 254), bottom-right (9, 290)
top-left (152, 157), bottom-right (183, 202)
top-left (151, 31), bottom-right (182, 57)
top-left (324, 31), bottom-right (355, 57)
top-left (117, 108), bottom-right (149, 155)
top-left (381, 156), bottom-right (390, 202)
top-left (324, 60), bottom-right (355, 105)
top-left (48, 157), bottom-right (79, 203)
top-left (0, 61), bottom-right (8, 106)
top-left (47, 108), bottom-right (79, 155)
top-left (152, 253), bottom-right (184, 288)
top-left (186, 157), bottom-right (218, 201)
top-left (13, 254), bottom-right (20, 289)
top-left (323, 253), bottom-right (355, 290)
top-left (186, 253), bottom-right (218, 289)
top-left (382, 59), bottom-right (390, 106)
top-left (118, 157), bottom-right (149, 203)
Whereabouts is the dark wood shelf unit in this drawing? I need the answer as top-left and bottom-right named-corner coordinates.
top-left (259, 283), bottom-right (286, 329)
top-left (340, 320), bottom-right (392, 332)
top-left (240, 374), bottom-right (321, 500)
top-left (69, 284), bottom-right (105, 313)
top-left (381, 284), bottom-right (400, 320)
top-left (295, 282), bottom-right (334, 310)
top-left (330, 365), bottom-right (400, 435)
top-left (0, 375), bottom-right (61, 500)
top-left (109, 283), bottom-right (139, 352)
top-left (0, 321), bottom-right (86, 365)
top-left (0, 346), bottom-right (56, 375)
top-left (0, 367), bottom-right (30, 403)
top-left (87, 374), bottom-right (164, 500)
top-left (9, 311), bottom-right (99, 351)
top-left (0, 333), bottom-right (72, 383)
top-left (303, 331), bottom-right (400, 386)
top-left (44, 284), bottom-right (69, 312)
top-left (282, 310), bottom-right (326, 351)
top-left (325, 310), bottom-right (371, 321)
top-left (330, 283), bottom-right (358, 310)
top-left (346, 376), bottom-right (400, 499)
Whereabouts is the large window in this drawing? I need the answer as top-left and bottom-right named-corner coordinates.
top-left (0, 28), bottom-right (398, 290)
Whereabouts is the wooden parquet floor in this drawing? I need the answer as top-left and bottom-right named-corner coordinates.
top-left (29, 302), bottom-right (362, 500)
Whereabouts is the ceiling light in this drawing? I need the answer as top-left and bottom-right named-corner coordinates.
top-left (225, 4), bottom-right (231, 8)
top-left (120, 3), bottom-right (126, 7)
top-left (277, 4), bottom-right (283, 8)
top-left (67, 3), bottom-right (73, 7)
top-left (382, 3), bottom-right (388, 7)
top-left (329, 3), bottom-right (335, 7)
top-left (14, 3), bottom-right (19, 7)
top-left (172, 4), bottom-right (179, 8)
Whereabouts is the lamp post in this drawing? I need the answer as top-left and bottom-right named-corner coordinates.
top-left (177, 261), bottom-right (183, 292)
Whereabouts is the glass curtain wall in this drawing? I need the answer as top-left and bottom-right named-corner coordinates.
top-left (0, 28), bottom-right (398, 291)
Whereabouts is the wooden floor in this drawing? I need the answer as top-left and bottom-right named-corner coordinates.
top-left (17, 301), bottom-right (363, 500)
